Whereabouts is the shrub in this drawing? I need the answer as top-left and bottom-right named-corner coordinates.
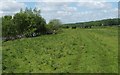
top-left (46, 19), bottom-right (62, 34)
top-left (2, 8), bottom-right (47, 41)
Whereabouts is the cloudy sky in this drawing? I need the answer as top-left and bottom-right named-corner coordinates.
top-left (0, 0), bottom-right (119, 23)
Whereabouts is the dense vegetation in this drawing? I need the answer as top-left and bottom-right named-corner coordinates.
top-left (2, 8), bottom-right (119, 41)
top-left (2, 8), bottom-right (61, 41)
top-left (2, 27), bottom-right (118, 73)
top-left (63, 18), bottom-right (119, 28)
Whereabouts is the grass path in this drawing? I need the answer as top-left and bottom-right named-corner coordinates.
top-left (67, 28), bottom-right (117, 73)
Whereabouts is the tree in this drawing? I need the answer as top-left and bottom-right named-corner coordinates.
top-left (48, 19), bottom-right (62, 30)
top-left (2, 8), bottom-right (47, 40)
top-left (33, 7), bottom-right (41, 16)
top-left (34, 16), bottom-right (46, 34)
top-left (46, 19), bottom-right (62, 34)
top-left (13, 12), bottom-right (29, 35)
top-left (2, 15), bottom-right (16, 39)
top-left (12, 8), bottom-right (46, 37)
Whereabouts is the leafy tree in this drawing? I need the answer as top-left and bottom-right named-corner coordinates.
top-left (13, 12), bottom-right (29, 35)
top-left (34, 16), bottom-right (46, 34)
top-left (2, 7), bottom-right (47, 40)
top-left (46, 19), bottom-right (62, 34)
top-left (13, 8), bottom-right (46, 37)
top-left (47, 19), bottom-right (62, 30)
top-left (2, 15), bottom-right (16, 39)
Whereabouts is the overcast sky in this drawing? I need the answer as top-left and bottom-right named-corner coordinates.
top-left (0, 0), bottom-right (119, 23)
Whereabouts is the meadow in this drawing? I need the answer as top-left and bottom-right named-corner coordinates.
top-left (2, 27), bottom-right (118, 73)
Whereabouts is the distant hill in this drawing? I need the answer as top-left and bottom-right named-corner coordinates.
top-left (62, 18), bottom-right (119, 28)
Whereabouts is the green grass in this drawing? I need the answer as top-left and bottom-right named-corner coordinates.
top-left (2, 27), bottom-right (118, 73)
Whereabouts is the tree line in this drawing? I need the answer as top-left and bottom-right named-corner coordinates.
top-left (63, 18), bottom-right (119, 28)
top-left (2, 8), bottom-right (62, 41)
top-left (2, 7), bottom-right (119, 41)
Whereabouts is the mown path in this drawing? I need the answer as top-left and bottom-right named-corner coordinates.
top-left (69, 28), bottom-right (118, 73)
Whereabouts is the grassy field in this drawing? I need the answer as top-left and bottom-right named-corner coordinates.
top-left (2, 27), bottom-right (118, 73)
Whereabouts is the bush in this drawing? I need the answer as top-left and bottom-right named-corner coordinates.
top-left (2, 8), bottom-right (47, 40)
top-left (2, 8), bottom-right (63, 41)
top-left (46, 19), bottom-right (62, 34)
